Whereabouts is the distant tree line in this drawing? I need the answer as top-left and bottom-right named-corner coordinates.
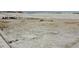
top-left (2, 17), bottom-right (17, 19)
top-left (0, 11), bottom-right (23, 13)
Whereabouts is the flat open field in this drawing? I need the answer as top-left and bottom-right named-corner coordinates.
top-left (0, 13), bottom-right (79, 48)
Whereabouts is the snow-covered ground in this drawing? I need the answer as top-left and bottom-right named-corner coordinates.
top-left (0, 13), bottom-right (79, 48)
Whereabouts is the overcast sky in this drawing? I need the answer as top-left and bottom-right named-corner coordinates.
top-left (0, 0), bottom-right (79, 11)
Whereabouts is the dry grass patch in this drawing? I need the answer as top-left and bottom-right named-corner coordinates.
top-left (0, 20), bottom-right (10, 30)
top-left (64, 22), bottom-right (79, 24)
